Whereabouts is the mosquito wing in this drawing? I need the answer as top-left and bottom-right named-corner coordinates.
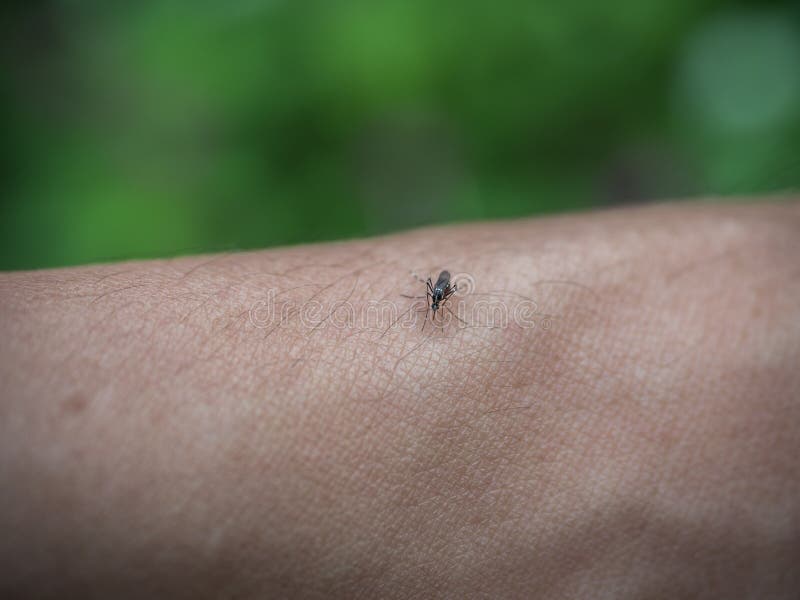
top-left (435, 270), bottom-right (451, 291)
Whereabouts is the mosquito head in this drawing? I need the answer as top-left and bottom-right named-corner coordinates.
top-left (431, 301), bottom-right (439, 312)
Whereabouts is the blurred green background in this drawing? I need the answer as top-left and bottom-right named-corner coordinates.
top-left (2, 0), bottom-right (799, 270)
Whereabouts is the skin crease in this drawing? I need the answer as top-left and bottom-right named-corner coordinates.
top-left (0, 200), bottom-right (799, 599)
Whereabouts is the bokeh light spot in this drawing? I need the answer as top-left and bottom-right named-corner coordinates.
top-left (677, 10), bottom-right (800, 133)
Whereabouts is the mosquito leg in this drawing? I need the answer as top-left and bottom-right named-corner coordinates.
top-left (444, 304), bottom-right (468, 326)
top-left (422, 292), bottom-right (432, 332)
top-left (411, 271), bottom-right (430, 285)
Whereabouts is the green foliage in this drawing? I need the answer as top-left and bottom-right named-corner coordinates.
top-left (2, 0), bottom-right (798, 269)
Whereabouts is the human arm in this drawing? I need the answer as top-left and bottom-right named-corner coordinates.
top-left (1, 199), bottom-right (799, 598)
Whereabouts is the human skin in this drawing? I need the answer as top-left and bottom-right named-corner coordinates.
top-left (0, 200), bottom-right (799, 599)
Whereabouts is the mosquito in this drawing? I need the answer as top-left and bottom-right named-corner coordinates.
top-left (402, 270), bottom-right (466, 332)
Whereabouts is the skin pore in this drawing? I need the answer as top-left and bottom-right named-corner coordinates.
top-left (1, 200), bottom-right (799, 598)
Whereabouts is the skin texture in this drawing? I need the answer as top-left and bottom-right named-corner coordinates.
top-left (1, 199), bottom-right (799, 599)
